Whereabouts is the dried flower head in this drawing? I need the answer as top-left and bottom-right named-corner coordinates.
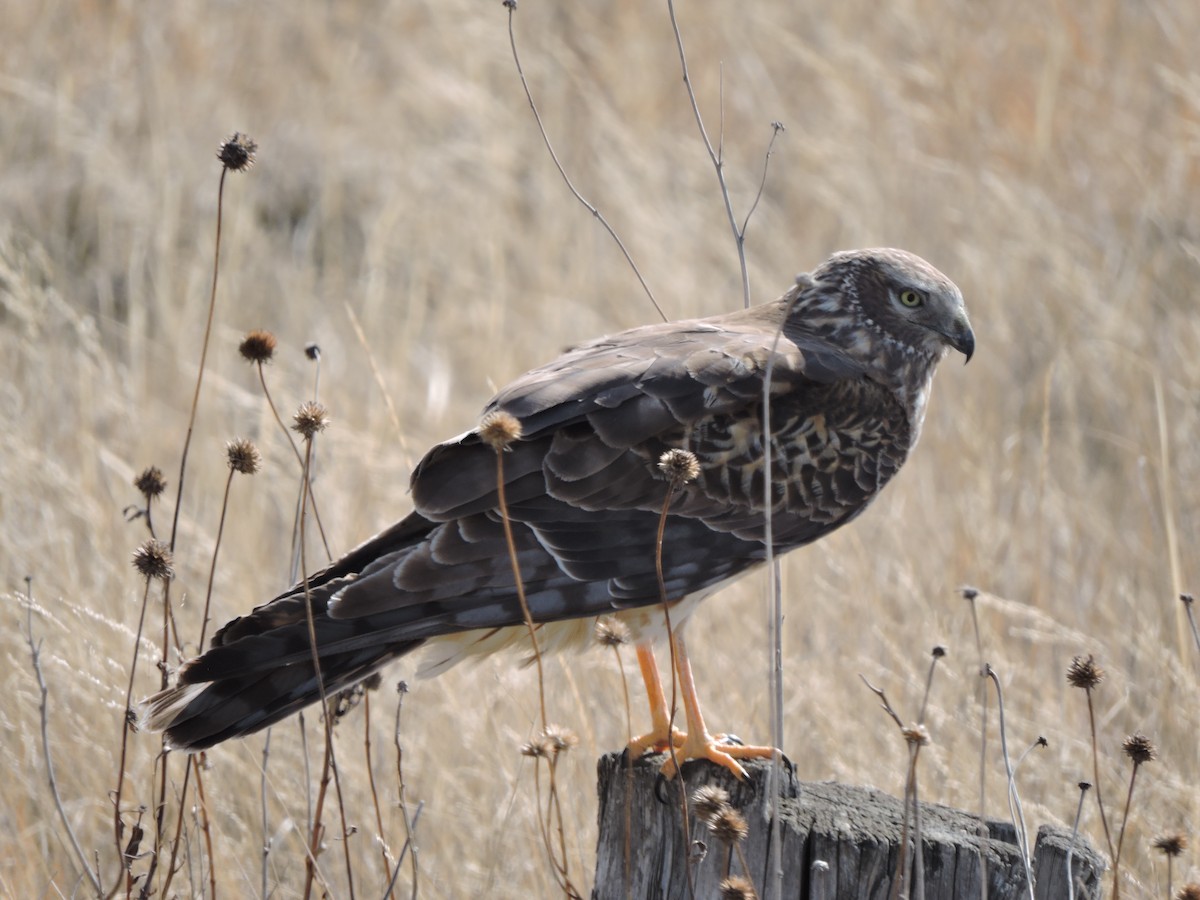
top-left (520, 737), bottom-right (553, 759)
top-left (292, 401), bottom-right (329, 439)
top-left (931, 645), bottom-right (947, 659)
top-left (691, 785), bottom-right (731, 823)
top-left (1182, 593), bottom-right (1195, 608)
top-left (1153, 833), bottom-right (1188, 857)
top-left (217, 132), bottom-right (257, 172)
top-left (594, 617), bottom-right (631, 648)
top-left (479, 410), bottom-right (523, 451)
top-left (658, 448), bottom-right (701, 484)
top-left (719, 876), bottom-right (756, 900)
top-left (708, 807), bottom-right (749, 845)
top-left (1067, 655), bottom-right (1104, 690)
top-left (362, 673), bottom-right (383, 692)
top-left (959, 585), bottom-right (979, 601)
top-left (134, 466), bottom-right (167, 499)
top-left (903, 724), bottom-right (931, 747)
top-left (304, 343), bottom-right (321, 361)
top-left (1178, 885), bottom-right (1200, 900)
top-left (132, 539), bottom-right (174, 581)
top-left (226, 438), bottom-right (262, 475)
top-left (1123, 732), bottom-right (1157, 765)
top-left (238, 330), bottom-right (277, 364)
top-left (331, 683), bottom-right (365, 721)
top-left (540, 724), bottom-right (579, 756)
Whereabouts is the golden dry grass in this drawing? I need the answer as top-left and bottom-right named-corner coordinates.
top-left (2, 1), bottom-right (1198, 896)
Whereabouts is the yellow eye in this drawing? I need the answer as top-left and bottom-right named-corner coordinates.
top-left (898, 289), bottom-right (924, 308)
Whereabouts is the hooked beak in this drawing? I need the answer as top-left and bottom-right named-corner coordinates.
top-left (943, 310), bottom-right (975, 363)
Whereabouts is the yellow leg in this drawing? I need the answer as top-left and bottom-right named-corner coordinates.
top-left (661, 627), bottom-right (775, 780)
top-left (626, 643), bottom-right (685, 757)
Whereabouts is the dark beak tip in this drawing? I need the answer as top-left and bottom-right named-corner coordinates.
top-left (957, 329), bottom-right (976, 365)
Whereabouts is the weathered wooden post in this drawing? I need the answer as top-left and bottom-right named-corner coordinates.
top-left (592, 753), bottom-right (1103, 899)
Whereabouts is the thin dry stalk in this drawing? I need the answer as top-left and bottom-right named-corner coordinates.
top-left (1181, 594), bottom-right (1199, 657)
top-left (383, 802), bottom-right (425, 898)
top-left (653, 469), bottom-right (696, 899)
top-left (1065, 782), bottom-right (1090, 900)
top-left (363, 690), bottom-right (395, 893)
top-left (393, 682), bottom-right (419, 899)
top-left (759, 281), bottom-right (806, 898)
top-left (986, 666), bottom-right (1035, 900)
top-left (254, 360), bottom-right (333, 560)
top-left (1084, 690), bottom-right (1115, 859)
top-left (503, 0), bottom-right (663, 322)
top-left (295, 431), bottom-right (357, 900)
top-left (596, 625), bottom-right (634, 900)
top-left (961, 586), bottom-right (990, 900)
top-left (1152, 374), bottom-right (1188, 660)
top-left (859, 674), bottom-right (934, 900)
top-left (261, 731), bottom-right (272, 899)
top-left (343, 299), bottom-right (405, 442)
top-left (1111, 735), bottom-right (1156, 900)
top-left (489, 426), bottom-right (580, 898)
top-left (112, 575), bottom-right (154, 891)
top-left (168, 140), bottom-right (246, 555)
top-left (23, 582), bottom-right (104, 896)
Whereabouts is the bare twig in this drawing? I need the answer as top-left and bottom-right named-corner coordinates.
top-left (295, 428), bottom-right (357, 900)
top-left (383, 802), bottom-right (425, 898)
top-left (985, 666), bottom-right (1035, 900)
top-left (961, 586), bottom-right (990, 900)
top-left (22, 580), bottom-right (104, 895)
top-left (654, 456), bottom-right (696, 898)
top-left (1065, 782), bottom-right (1089, 900)
top-left (393, 682), bottom-right (419, 900)
top-left (255, 360), bottom-right (333, 561)
top-left (503, 1), bottom-right (664, 322)
top-left (363, 689), bottom-right (395, 894)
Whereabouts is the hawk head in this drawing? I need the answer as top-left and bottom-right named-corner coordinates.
top-left (806, 248), bottom-right (975, 368)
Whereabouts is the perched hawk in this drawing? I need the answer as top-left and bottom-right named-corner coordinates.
top-left (145, 248), bottom-right (973, 776)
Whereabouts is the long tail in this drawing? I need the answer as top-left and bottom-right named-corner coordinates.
top-left (141, 629), bottom-right (422, 751)
top-left (141, 516), bottom-right (432, 751)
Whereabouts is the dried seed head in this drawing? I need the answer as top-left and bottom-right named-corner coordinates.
top-left (1123, 732), bottom-right (1157, 765)
top-left (594, 617), bottom-right (631, 648)
top-left (691, 785), bottom-right (731, 823)
top-left (292, 401), bottom-right (329, 439)
top-left (304, 343), bottom-right (321, 361)
top-left (217, 132), bottom-right (257, 172)
top-left (362, 673), bottom-right (383, 692)
top-left (719, 876), bottom-right (756, 900)
top-left (479, 410), bottom-right (522, 451)
top-left (331, 683), bottom-right (365, 721)
top-left (959, 585), bottom-right (979, 601)
top-left (1067, 655), bottom-right (1104, 690)
top-left (1182, 593), bottom-right (1195, 608)
top-left (708, 807), bottom-right (749, 845)
top-left (226, 438), bottom-right (262, 475)
top-left (1178, 886), bottom-right (1200, 900)
top-left (132, 539), bottom-right (174, 581)
top-left (902, 724), bottom-right (931, 747)
top-left (931, 645), bottom-right (946, 659)
top-left (134, 466), bottom-right (167, 499)
top-left (238, 330), bottom-right (277, 364)
top-left (540, 724), bottom-right (579, 756)
top-left (658, 448), bottom-right (700, 484)
top-left (520, 737), bottom-right (553, 759)
top-left (1153, 833), bottom-right (1188, 857)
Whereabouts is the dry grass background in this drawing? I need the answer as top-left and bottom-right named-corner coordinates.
top-left (1, 0), bottom-right (1198, 896)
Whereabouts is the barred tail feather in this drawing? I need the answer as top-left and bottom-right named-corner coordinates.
top-left (140, 636), bottom-right (423, 751)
